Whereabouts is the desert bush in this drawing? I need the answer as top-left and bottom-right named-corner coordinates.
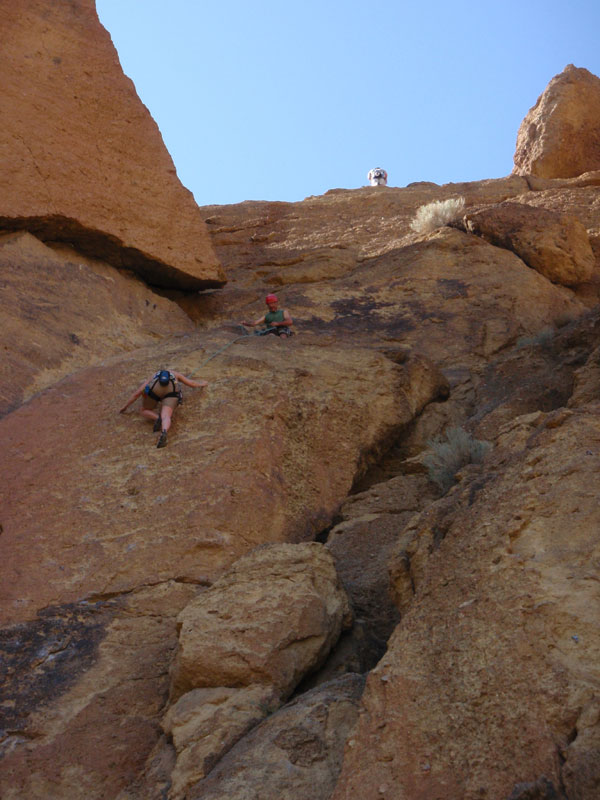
top-left (410, 196), bottom-right (465, 234)
top-left (423, 426), bottom-right (491, 493)
top-left (516, 326), bottom-right (554, 349)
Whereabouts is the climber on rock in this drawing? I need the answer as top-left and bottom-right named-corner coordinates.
top-left (119, 369), bottom-right (208, 448)
top-left (368, 167), bottom-right (388, 186)
top-left (241, 294), bottom-right (294, 338)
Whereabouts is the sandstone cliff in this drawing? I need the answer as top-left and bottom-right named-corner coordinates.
top-left (1, 10), bottom-right (600, 799)
top-left (0, 0), bottom-right (224, 290)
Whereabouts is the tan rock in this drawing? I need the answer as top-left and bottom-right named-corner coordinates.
top-left (0, 0), bottom-right (224, 289)
top-left (0, 232), bottom-right (194, 414)
top-left (201, 176), bottom-right (530, 281)
top-left (461, 201), bottom-right (596, 286)
top-left (333, 406), bottom-right (600, 799)
top-left (513, 65), bottom-right (600, 179)
top-left (515, 184), bottom-right (600, 287)
top-left (187, 674), bottom-right (365, 800)
top-left (162, 685), bottom-right (279, 798)
top-left (171, 543), bottom-right (352, 699)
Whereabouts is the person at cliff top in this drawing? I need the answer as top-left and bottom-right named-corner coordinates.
top-left (368, 167), bottom-right (388, 186)
top-left (119, 369), bottom-right (208, 448)
top-left (241, 294), bottom-right (294, 338)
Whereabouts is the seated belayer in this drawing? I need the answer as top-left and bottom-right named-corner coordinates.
top-left (241, 294), bottom-right (294, 338)
top-left (119, 369), bottom-right (208, 449)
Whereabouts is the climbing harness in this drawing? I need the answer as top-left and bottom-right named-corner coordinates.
top-left (144, 370), bottom-right (182, 404)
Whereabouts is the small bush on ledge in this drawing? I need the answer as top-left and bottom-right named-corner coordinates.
top-left (423, 426), bottom-right (491, 493)
top-left (516, 326), bottom-right (555, 349)
top-left (410, 196), bottom-right (465, 234)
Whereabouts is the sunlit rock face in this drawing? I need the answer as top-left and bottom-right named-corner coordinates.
top-left (1, 12), bottom-right (600, 799)
top-left (513, 64), bottom-right (600, 179)
top-left (0, 0), bottom-right (224, 289)
top-left (459, 201), bottom-right (596, 286)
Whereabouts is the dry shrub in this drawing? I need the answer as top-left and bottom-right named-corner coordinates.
top-left (423, 426), bottom-right (491, 493)
top-left (410, 196), bottom-right (465, 234)
top-left (516, 326), bottom-right (554, 349)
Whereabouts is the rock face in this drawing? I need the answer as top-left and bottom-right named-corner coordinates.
top-left (162, 685), bottom-right (279, 798)
top-left (332, 404), bottom-right (600, 800)
top-left (0, 342), bottom-right (444, 628)
top-left (0, 231), bottom-right (195, 415)
top-left (326, 474), bottom-right (438, 669)
top-left (187, 675), bottom-right (365, 800)
top-left (460, 201), bottom-right (596, 286)
top-left (2, 29), bottom-right (600, 800)
top-left (513, 65), bottom-right (600, 179)
top-left (171, 543), bottom-right (352, 700)
top-left (0, 0), bottom-right (224, 289)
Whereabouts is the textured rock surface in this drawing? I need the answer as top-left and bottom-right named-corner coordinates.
top-left (196, 189), bottom-right (590, 371)
top-left (461, 201), bottom-right (595, 286)
top-left (0, 0), bottom-right (224, 289)
top-left (171, 543), bottom-right (352, 699)
top-left (332, 405), bottom-right (600, 799)
top-left (326, 474), bottom-right (437, 668)
top-left (1, 582), bottom-right (197, 800)
top-left (162, 685), bottom-right (279, 798)
top-left (2, 33), bottom-right (600, 798)
top-left (0, 231), bottom-right (194, 415)
top-left (514, 65), bottom-right (600, 179)
top-left (187, 675), bottom-right (365, 800)
top-left (0, 340), bottom-right (442, 627)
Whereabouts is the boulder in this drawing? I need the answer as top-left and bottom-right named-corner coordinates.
top-left (461, 201), bottom-right (596, 286)
top-left (171, 543), bottom-right (352, 700)
top-left (0, 0), bottom-right (224, 289)
top-left (162, 685), bottom-right (279, 799)
top-left (187, 675), bottom-right (365, 800)
top-left (513, 65), bottom-right (600, 179)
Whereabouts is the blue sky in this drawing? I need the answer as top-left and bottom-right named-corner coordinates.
top-left (96, 0), bottom-right (600, 207)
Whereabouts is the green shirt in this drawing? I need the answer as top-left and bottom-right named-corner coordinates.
top-left (265, 310), bottom-right (285, 326)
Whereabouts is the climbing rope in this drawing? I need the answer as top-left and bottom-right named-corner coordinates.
top-left (196, 326), bottom-right (278, 369)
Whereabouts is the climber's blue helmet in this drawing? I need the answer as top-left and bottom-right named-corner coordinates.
top-left (158, 370), bottom-right (171, 386)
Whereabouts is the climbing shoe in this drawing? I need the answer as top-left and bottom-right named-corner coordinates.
top-left (157, 431), bottom-right (168, 449)
top-left (153, 415), bottom-right (162, 432)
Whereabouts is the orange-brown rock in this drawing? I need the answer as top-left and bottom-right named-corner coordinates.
top-left (460, 201), bottom-right (596, 286)
top-left (513, 65), bottom-right (600, 179)
top-left (333, 405), bottom-right (600, 800)
top-left (0, 0), bottom-right (224, 290)
top-left (4, 51), bottom-right (600, 798)
top-left (0, 231), bottom-right (195, 415)
top-left (0, 339), bottom-right (444, 628)
top-left (514, 180), bottom-right (600, 274)
top-left (0, 333), bottom-right (443, 797)
top-left (171, 543), bottom-right (352, 700)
